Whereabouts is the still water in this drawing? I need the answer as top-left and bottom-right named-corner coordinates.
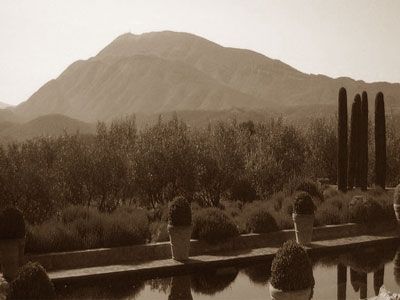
top-left (58, 243), bottom-right (400, 299)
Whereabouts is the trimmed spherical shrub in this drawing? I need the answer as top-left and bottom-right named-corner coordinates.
top-left (349, 196), bottom-right (385, 224)
top-left (394, 184), bottom-right (400, 205)
top-left (296, 180), bottom-right (323, 200)
top-left (168, 196), bottom-right (192, 226)
top-left (293, 192), bottom-right (316, 215)
top-left (7, 261), bottom-right (55, 300)
top-left (192, 208), bottom-right (239, 244)
top-left (0, 207), bottom-right (25, 239)
top-left (270, 240), bottom-right (314, 291)
top-left (245, 208), bottom-right (278, 233)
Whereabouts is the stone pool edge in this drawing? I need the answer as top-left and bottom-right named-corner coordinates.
top-left (25, 222), bottom-right (397, 271)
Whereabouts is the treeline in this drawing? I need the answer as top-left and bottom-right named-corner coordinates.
top-left (1, 114), bottom-right (399, 224)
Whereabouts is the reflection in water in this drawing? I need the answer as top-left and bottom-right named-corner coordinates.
top-left (343, 246), bottom-right (395, 274)
top-left (149, 277), bottom-right (170, 294)
top-left (242, 261), bottom-right (271, 286)
top-left (374, 267), bottom-right (385, 296)
top-left (350, 268), bottom-right (372, 298)
top-left (359, 272), bottom-right (367, 299)
top-left (57, 278), bottom-right (145, 299)
top-left (191, 267), bottom-right (238, 296)
top-left (337, 264), bottom-right (346, 300)
top-left (394, 247), bottom-right (400, 286)
top-left (350, 268), bottom-right (361, 292)
top-left (168, 275), bottom-right (192, 300)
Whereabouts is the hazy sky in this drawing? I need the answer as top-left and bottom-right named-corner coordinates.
top-left (1, 0), bottom-right (400, 105)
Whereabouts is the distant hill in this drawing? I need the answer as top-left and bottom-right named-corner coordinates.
top-left (0, 114), bottom-right (95, 142)
top-left (0, 101), bottom-right (11, 109)
top-left (12, 31), bottom-right (400, 123)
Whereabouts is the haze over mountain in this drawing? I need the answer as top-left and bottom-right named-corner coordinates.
top-left (0, 114), bottom-right (95, 142)
top-left (12, 31), bottom-right (400, 123)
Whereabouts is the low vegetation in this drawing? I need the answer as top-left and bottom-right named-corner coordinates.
top-left (26, 206), bottom-right (150, 253)
top-left (24, 184), bottom-right (395, 253)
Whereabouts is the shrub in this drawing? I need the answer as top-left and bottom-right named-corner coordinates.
top-left (167, 196), bottom-right (192, 226)
top-left (192, 208), bottom-right (239, 244)
top-left (229, 179), bottom-right (257, 202)
top-left (315, 201), bottom-right (345, 225)
top-left (295, 180), bottom-right (323, 200)
top-left (293, 192), bottom-right (316, 215)
top-left (270, 240), bottom-right (314, 291)
top-left (394, 184), bottom-right (400, 205)
top-left (0, 207), bottom-right (25, 239)
top-left (26, 205), bottom-right (150, 253)
top-left (245, 208), bottom-right (278, 233)
top-left (7, 261), bottom-right (55, 300)
top-left (349, 196), bottom-right (385, 224)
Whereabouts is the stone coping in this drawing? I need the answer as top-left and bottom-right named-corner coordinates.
top-left (49, 234), bottom-right (400, 285)
top-left (24, 222), bottom-right (396, 271)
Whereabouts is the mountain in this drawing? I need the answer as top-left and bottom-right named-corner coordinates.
top-left (0, 101), bottom-right (11, 109)
top-left (13, 31), bottom-right (400, 122)
top-left (0, 114), bottom-right (95, 142)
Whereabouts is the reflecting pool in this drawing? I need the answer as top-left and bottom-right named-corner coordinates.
top-left (58, 242), bottom-right (400, 299)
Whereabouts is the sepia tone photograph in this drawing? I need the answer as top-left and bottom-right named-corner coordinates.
top-left (0, 1), bottom-right (400, 299)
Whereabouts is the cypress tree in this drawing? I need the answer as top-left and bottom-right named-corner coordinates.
top-left (337, 87), bottom-right (348, 192)
top-left (375, 92), bottom-right (386, 189)
top-left (360, 91), bottom-right (369, 190)
top-left (348, 94), bottom-right (361, 189)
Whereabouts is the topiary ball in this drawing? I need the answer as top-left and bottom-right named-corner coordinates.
top-left (7, 261), bottom-right (55, 300)
top-left (349, 196), bottom-right (385, 224)
top-left (293, 192), bottom-right (316, 215)
top-left (168, 196), bottom-right (192, 227)
top-left (296, 180), bottom-right (324, 201)
top-left (245, 208), bottom-right (278, 233)
top-left (0, 207), bottom-right (25, 239)
top-left (270, 240), bottom-right (314, 292)
top-left (192, 208), bottom-right (239, 244)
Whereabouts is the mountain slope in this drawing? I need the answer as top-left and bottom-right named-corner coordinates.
top-left (13, 31), bottom-right (400, 122)
top-left (96, 31), bottom-right (400, 109)
top-left (16, 54), bottom-right (263, 121)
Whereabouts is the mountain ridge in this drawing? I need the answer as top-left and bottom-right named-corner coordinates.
top-left (11, 31), bottom-right (400, 123)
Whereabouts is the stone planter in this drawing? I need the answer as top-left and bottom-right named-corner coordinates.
top-left (167, 224), bottom-right (192, 261)
top-left (269, 283), bottom-right (312, 300)
top-left (0, 238), bottom-right (25, 281)
top-left (292, 214), bottom-right (314, 245)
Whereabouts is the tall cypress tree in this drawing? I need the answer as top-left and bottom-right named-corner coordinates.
top-left (348, 94), bottom-right (361, 189)
top-left (375, 92), bottom-right (386, 189)
top-left (337, 87), bottom-right (348, 192)
top-left (360, 91), bottom-right (369, 190)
